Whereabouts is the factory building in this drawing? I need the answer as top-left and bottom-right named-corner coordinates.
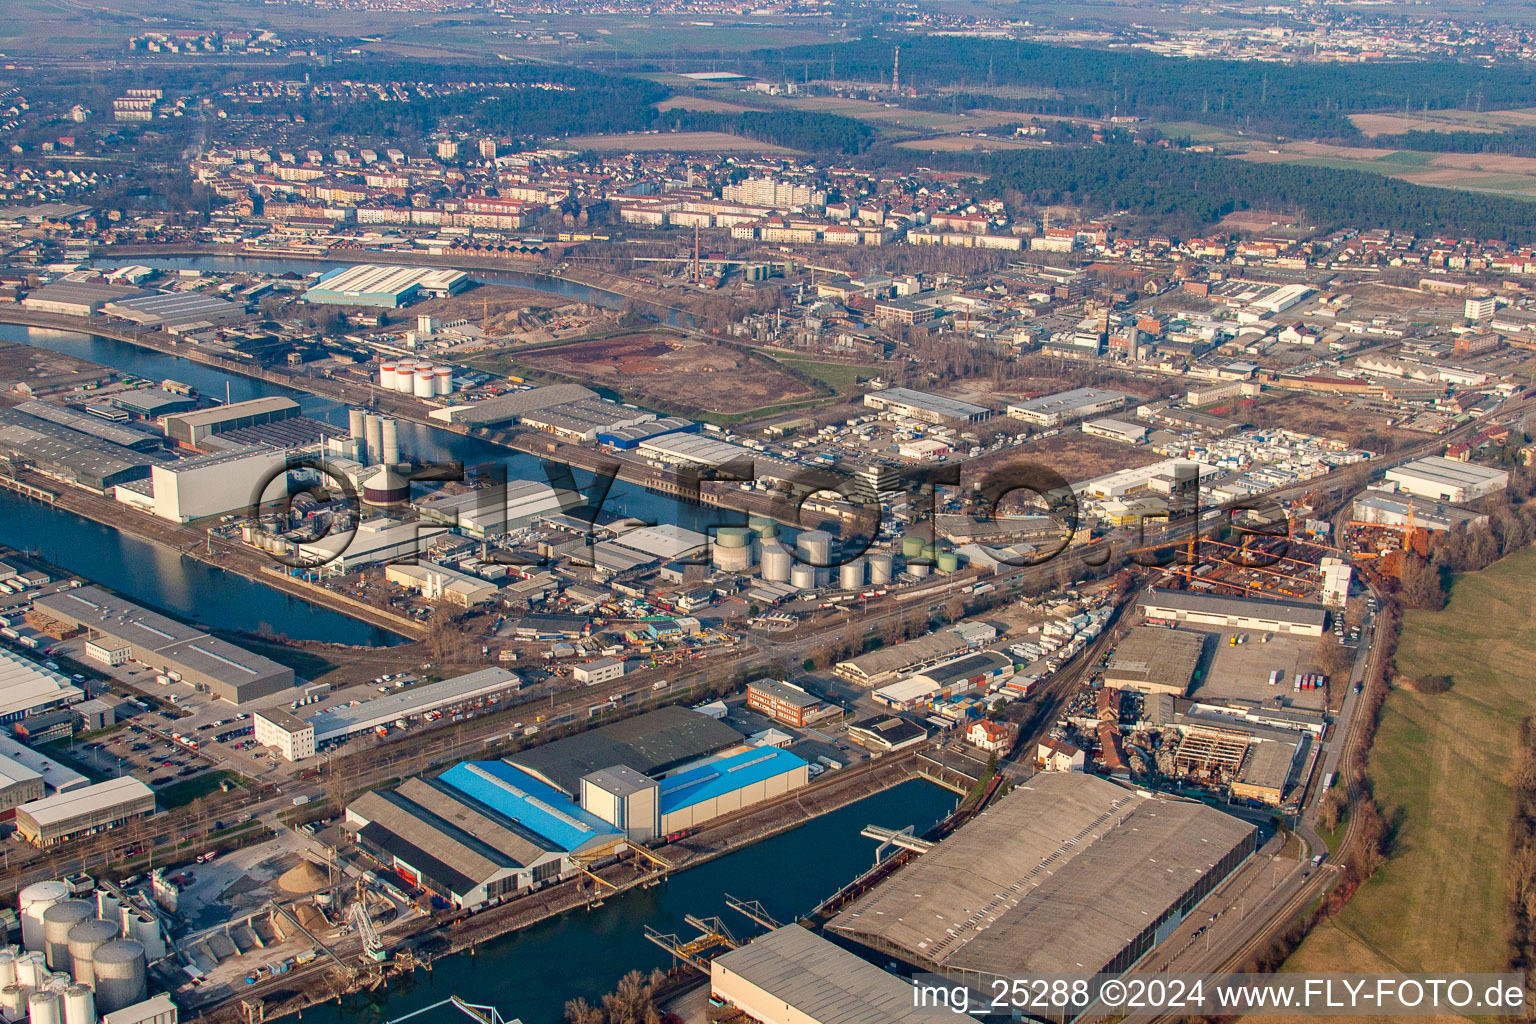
top-left (0, 735), bottom-right (88, 795)
top-left (253, 709), bottom-right (316, 762)
top-left (1352, 491), bottom-right (1489, 533)
top-left (572, 658), bottom-right (626, 686)
top-left (1384, 456), bottom-right (1509, 503)
top-left (149, 446), bottom-right (289, 524)
top-left (296, 517), bottom-right (451, 572)
top-left (656, 747), bottom-right (810, 833)
top-left (0, 411), bottom-right (158, 493)
top-left (834, 633), bottom-right (969, 687)
top-left (519, 399), bottom-right (655, 443)
top-left (1006, 387), bottom-right (1132, 427)
top-left (427, 384), bottom-right (597, 428)
top-left (862, 387), bottom-right (991, 425)
top-left (34, 587), bottom-right (294, 705)
top-left (15, 777), bottom-right (156, 847)
top-left (384, 563), bottom-right (500, 608)
top-left (22, 281), bottom-right (144, 317)
top-left (1138, 588), bottom-right (1327, 637)
top-left (597, 417), bottom-right (698, 450)
top-left (162, 398), bottom-right (300, 448)
top-left (1104, 626), bottom-right (1206, 697)
top-left (303, 265), bottom-right (469, 308)
top-left (0, 753), bottom-right (45, 818)
top-left (346, 765), bottom-right (620, 909)
top-left (101, 292), bottom-right (244, 328)
top-left (907, 651), bottom-right (1014, 696)
top-left (0, 651), bottom-right (85, 724)
top-left (579, 765), bottom-right (659, 843)
top-left (711, 925), bottom-right (980, 1024)
top-left (828, 773), bottom-right (1257, 979)
top-left (506, 706), bottom-right (743, 796)
top-left (306, 668), bottom-right (523, 746)
top-left (13, 403), bottom-right (168, 452)
top-left (745, 679), bottom-right (836, 727)
top-left (415, 480), bottom-right (579, 538)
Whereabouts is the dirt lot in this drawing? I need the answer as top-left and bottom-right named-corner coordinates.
top-left (982, 431), bottom-right (1163, 483)
top-left (518, 332), bottom-right (823, 415)
top-left (895, 134), bottom-right (1038, 151)
top-left (408, 284), bottom-right (583, 335)
top-left (564, 130), bottom-right (798, 153)
top-left (1233, 393), bottom-right (1398, 446)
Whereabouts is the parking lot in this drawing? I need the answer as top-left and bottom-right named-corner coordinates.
top-left (1188, 628), bottom-right (1331, 711)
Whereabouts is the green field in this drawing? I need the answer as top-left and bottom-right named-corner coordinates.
top-left (770, 356), bottom-right (881, 393)
top-left (156, 769), bottom-right (243, 809)
top-left (1283, 545), bottom-right (1536, 976)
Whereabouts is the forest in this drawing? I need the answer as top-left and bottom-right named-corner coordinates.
top-left (753, 37), bottom-right (1536, 140)
top-left (1354, 128), bottom-right (1536, 158)
top-left (917, 142), bottom-right (1536, 241)
top-left (656, 108), bottom-right (877, 154)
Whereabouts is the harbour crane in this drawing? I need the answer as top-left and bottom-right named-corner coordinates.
top-left (348, 878), bottom-right (388, 963)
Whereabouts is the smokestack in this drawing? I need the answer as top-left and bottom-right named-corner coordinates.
top-left (363, 414), bottom-right (383, 465)
top-left (380, 418), bottom-right (399, 467)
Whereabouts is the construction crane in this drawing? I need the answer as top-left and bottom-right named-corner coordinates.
top-left (348, 879), bottom-right (388, 963)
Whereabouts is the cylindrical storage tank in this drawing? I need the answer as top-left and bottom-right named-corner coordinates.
top-left (790, 564), bottom-right (818, 590)
top-left (91, 894), bottom-right (117, 927)
top-left (839, 558), bottom-right (865, 591)
top-left (796, 530), bottom-right (831, 567)
top-left (65, 921), bottom-right (115, 990)
top-left (18, 885), bottom-right (69, 954)
top-left (361, 467), bottom-right (410, 508)
top-left (433, 367), bottom-right (453, 396)
top-left (88, 943), bottom-right (143, 1015)
top-left (363, 414), bottom-right (382, 465)
top-left (27, 990), bottom-right (60, 1024)
top-left (41, 904), bottom-right (92, 974)
top-left (347, 408), bottom-right (365, 441)
top-left (0, 953), bottom-right (15, 989)
top-left (910, 561), bottom-right (931, 578)
top-left (128, 917), bottom-right (162, 963)
top-left (2, 985), bottom-right (25, 1022)
top-left (711, 529), bottom-right (754, 572)
top-left (377, 363), bottom-right (397, 391)
top-left (747, 515), bottom-right (778, 540)
top-left (59, 988), bottom-right (90, 1024)
top-left (379, 419), bottom-right (400, 467)
top-left (760, 541), bottom-right (793, 583)
top-left (15, 955), bottom-right (44, 991)
top-left (936, 552), bottom-right (959, 573)
top-left (393, 367), bottom-right (412, 393)
top-left (715, 527), bottom-right (751, 549)
top-left (869, 552), bottom-right (894, 585)
top-left (413, 370), bottom-right (435, 399)
top-left (113, 909), bottom-right (129, 939)
top-left (901, 536), bottom-right (926, 559)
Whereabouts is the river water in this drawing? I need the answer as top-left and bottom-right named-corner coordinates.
top-left (306, 779), bottom-right (956, 1024)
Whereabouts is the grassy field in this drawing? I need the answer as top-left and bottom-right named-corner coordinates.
top-left (770, 355), bottom-right (881, 393)
top-left (1280, 545), bottom-right (1536, 978)
top-left (563, 131), bottom-right (797, 153)
top-left (156, 769), bottom-right (243, 809)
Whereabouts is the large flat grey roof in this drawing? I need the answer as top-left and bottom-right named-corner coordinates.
top-left (1105, 626), bottom-right (1206, 693)
top-left (1140, 588), bottom-right (1326, 628)
top-left (712, 925), bottom-right (979, 1024)
top-left (828, 773), bottom-right (1255, 977)
top-left (506, 705), bottom-right (741, 795)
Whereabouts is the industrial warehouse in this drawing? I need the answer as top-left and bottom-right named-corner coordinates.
top-left (828, 773), bottom-right (1257, 981)
top-left (1137, 589), bottom-right (1328, 637)
top-left (1103, 626), bottom-right (1207, 696)
top-left (15, 777), bottom-right (156, 847)
top-left (345, 708), bottom-right (813, 905)
top-left (302, 265), bottom-right (469, 307)
top-left (33, 587), bottom-right (294, 705)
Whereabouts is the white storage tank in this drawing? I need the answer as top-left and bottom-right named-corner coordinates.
top-left (711, 528), bottom-right (754, 572)
top-left (413, 370), bottom-right (435, 399)
top-left (377, 363), bottom-right (397, 391)
top-left (1, 984), bottom-right (26, 1022)
top-left (760, 541), bottom-right (793, 583)
top-left (379, 419), bottom-right (400, 468)
top-left (27, 990), bottom-right (60, 1024)
top-left (839, 558), bottom-right (865, 591)
top-left (41, 904), bottom-right (93, 973)
top-left (868, 552), bottom-right (894, 585)
top-left (65, 921), bottom-right (116, 989)
top-left (392, 368), bottom-right (412, 394)
top-left (790, 564), bottom-right (818, 590)
top-left (87, 943), bottom-right (143, 1015)
top-left (433, 367), bottom-right (453, 396)
top-left (127, 918), bottom-right (162, 963)
top-left (0, 953), bottom-right (14, 991)
top-left (15, 954), bottom-right (44, 990)
top-left (90, 895), bottom-right (117, 928)
top-left (796, 530), bottom-right (832, 567)
top-left (60, 988), bottom-right (91, 1024)
top-left (363, 414), bottom-right (382, 465)
top-left (347, 408), bottom-right (365, 442)
top-left (18, 885), bottom-right (69, 954)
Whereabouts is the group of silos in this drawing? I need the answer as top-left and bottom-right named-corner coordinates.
top-left (377, 361), bottom-right (454, 399)
top-left (900, 536), bottom-right (958, 578)
top-left (7, 882), bottom-right (158, 1024)
top-left (348, 409), bottom-right (401, 468)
